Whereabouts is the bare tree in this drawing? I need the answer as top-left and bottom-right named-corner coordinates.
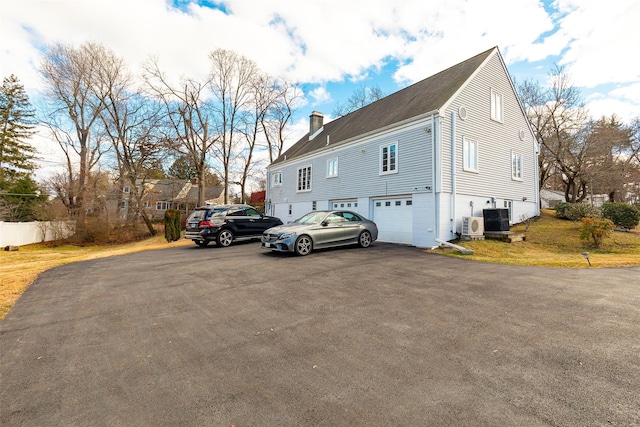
top-left (332, 84), bottom-right (384, 118)
top-left (261, 78), bottom-right (303, 163)
top-left (96, 53), bottom-right (166, 235)
top-left (584, 115), bottom-right (639, 202)
top-left (208, 49), bottom-right (259, 204)
top-left (517, 66), bottom-right (591, 202)
top-left (234, 72), bottom-right (272, 203)
top-left (39, 42), bottom-right (113, 220)
top-left (142, 58), bottom-right (217, 206)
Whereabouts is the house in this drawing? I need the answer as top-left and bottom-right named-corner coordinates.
top-left (109, 179), bottom-right (225, 220)
top-left (540, 189), bottom-right (564, 209)
top-left (265, 47), bottom-right (540, 247)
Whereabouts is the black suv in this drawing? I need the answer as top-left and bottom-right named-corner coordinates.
top-left (184, 204), bottom-right (283, 247)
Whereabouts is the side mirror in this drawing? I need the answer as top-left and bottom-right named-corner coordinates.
top-left (321, 221), bottom-right (328, 227)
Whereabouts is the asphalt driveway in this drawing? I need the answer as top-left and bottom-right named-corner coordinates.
top-left (1, 242), bottom-right (639, 426)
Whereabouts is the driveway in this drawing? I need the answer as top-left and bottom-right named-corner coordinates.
top-left (1, 242), bottom-right (639, 426)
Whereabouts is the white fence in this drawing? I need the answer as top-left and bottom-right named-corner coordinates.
top-left (0, 221), bottom-right (76, 247)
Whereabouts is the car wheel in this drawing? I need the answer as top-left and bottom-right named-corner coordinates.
top-left (358, 231), bottom-right (372, 248)
top-left (216, 229), bottom-right (234, 247)
top-left (195, 240), bottom-right (209, 247)
top-left (294, 235), bottom-right (313, 256)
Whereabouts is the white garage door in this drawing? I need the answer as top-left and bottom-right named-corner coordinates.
top-left (373, 198), bottom-right (413, 244)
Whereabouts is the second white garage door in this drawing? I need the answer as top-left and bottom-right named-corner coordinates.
top-left (373, 197), bottom-right (413, 244)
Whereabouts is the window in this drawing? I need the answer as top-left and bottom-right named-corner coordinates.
top-left (380, 142), bottom-right (398, 175)
top-left (491, 89), bottom-right (503, 122)
top-left (123, 186), bottom-right (130, 194)
top-left (504, 200), bottom-right (513, 223)
top-left (463, 137), bottom-right (478, 172)
top-left (312, 201), bottom-right (317, 211)
top-left (341, 212), bottom-right (362, 222)
top-left (246, 207), bottom-right (261, 217)
top-left (512, 152), bottom-right (523, 180)
top-left (272, 172), bottom-right (282, 186)
top-left (327, 158), bottom-right (338, 178)
top-left (297, 166), bottom-right (312, 192)
top-left (156, 201), bottom-right (169, 210)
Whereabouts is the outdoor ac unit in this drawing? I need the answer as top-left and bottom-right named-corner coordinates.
top-left (462, 216), bottom-right (484, 236)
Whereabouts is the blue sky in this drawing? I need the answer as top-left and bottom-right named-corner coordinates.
top-left (2, 0), bottom-right (639, 178)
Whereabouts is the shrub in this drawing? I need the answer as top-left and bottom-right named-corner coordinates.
top-left (554, 202), bottom-right (570, 219)
top-left (164, 209), bottom-right (182, 242)
top-left (555, 202), bottom-right (600, 221)
top-left (580, 217), bottom-right (614, 248)
top-left (601, 202), bottom-right (640, 230)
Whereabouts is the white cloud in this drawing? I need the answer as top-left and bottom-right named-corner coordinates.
top-left (585, 82), bottom-right (640, 123)
top-left (308, 86), bottom-right (331, 105)
top-left (543, 0), bottom-right (640, 87)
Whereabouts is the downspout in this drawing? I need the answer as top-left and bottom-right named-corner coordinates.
top-left (431, 114), bottom-right (438, 241)
top-left (434, 238), bottom-right (474, 255)
top-left (534, 141), bottom-right (540, 216)
top-left (265, 166), bottom-right (272, 216)
top-left (450, 111), bottom-right (457, 236)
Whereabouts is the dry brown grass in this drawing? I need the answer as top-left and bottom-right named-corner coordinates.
top-left (0, 236), bottom-right (192, 320)
top-left (431, 210), bottom-right (640, 267)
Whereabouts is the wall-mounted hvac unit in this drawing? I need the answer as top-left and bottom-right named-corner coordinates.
top-left (462, 216), bottom-right (484, 236)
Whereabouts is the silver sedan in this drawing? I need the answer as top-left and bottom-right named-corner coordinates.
top-left (261, 210), bottom-right (378, 256)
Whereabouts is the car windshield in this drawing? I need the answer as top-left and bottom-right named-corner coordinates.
top-left (295, 211), bottom-right (329, 224)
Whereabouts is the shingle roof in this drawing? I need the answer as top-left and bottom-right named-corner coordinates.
top-left (273, 47), bottom-right (497, 165)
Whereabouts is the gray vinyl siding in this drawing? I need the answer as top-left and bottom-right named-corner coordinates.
top-left (440, 54), bottom-right (537, 203)
top-left (268, 120), bottom-right (434, 205)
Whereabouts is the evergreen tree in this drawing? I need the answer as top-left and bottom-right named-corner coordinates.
top-left (0, 75), bottom-right (37, 183)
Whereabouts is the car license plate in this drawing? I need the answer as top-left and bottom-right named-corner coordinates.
top-left (264, 242), bottom-right (271, 248)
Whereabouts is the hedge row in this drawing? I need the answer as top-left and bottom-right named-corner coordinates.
top-left (555, 202), bottom-right (640, 230)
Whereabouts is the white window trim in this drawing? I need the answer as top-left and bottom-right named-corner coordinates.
top-left (463, 137), bottom-right (478, 172)
top-left (511, 151), bottom-right (523, 181)
top-left (380, 142), bottom-right (398, 175)
top-left (297, 165), bottom-right (312, 192)
top-left (326, 158), bottom-right (338, 178)
top-left (272, 171), bottom-right (283, 187)
top-left (491, 88), bottom-right (503, 123)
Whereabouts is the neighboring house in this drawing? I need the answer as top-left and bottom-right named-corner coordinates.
top-left (540, 189), bottom-right (611, 209)
top-left (265, 47), bottom-right (539, 247)
top-left (540, 189), bottom-right (564, 209)
top-left (250, 190), bottom-right (266, 204)
top-left (109, 179), bottom-right (225, 219)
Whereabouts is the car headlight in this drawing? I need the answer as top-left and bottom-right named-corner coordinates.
top-left (279, 231), bottom-right (297, 240)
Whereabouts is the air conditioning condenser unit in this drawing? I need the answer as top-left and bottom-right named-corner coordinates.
top-left (462, 216), bottom-right (484, 237)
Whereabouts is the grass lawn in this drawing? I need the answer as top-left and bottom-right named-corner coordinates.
top-left (431, 210), bottom-right (640, 267)
top-left (1, 210), bottom-right (639, 320)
